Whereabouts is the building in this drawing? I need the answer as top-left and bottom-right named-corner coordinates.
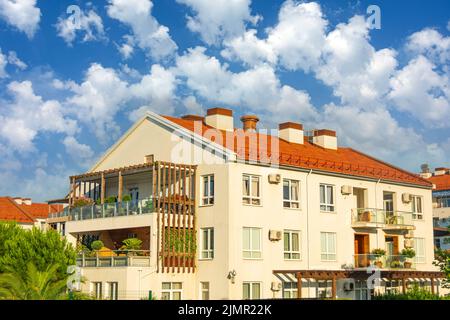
top-left (47, 108), bottom-right (443, 300)
top-left (0, 196), bottom-right (62, 230)
top-left (420, 166), bottom-right (450, 251)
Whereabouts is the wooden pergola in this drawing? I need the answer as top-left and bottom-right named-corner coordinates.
top-left (273, 270), bottom-right (445, 299)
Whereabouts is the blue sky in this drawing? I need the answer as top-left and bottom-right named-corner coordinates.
top-left (0, 0), bottom-right (449, 202)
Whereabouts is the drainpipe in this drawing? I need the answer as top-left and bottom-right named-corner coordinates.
top-left (306, 169), bottom-right (313, 298)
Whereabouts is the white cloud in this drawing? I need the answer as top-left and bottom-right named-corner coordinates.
top-left (0, 81), bottom-right (78, 152)
top-left (0, 49), bottom-right (7, 78)
top-left (176, 0), bottom-right (260, 45)
top-left (0, 49), bottom-right (27, 78)
top-left (0, 0), bottom-right (40, 38)
top-left (107, 0), bottom-right (177, 60)
top-left (7, 51), bottom-right (27, 70)
top-left (117, 35), bottom-right (135, 60)
top-left (406, 28), bottom-right (450, 66)
top-left (63, 136), bottom-right (94, 161)
top-left (183, 95), bottom-right (204, 114)
top-left (56, 8), bottom-right (105, 45)
top-left (389, 55), bottom-right (450, 127)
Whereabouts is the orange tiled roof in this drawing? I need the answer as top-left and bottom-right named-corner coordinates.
top-left (427, 174), bottom-right (450, 191)
top-left (162, 115), bottom-right (431, 188)
top-left (0, 197), bottom-right (63, 223)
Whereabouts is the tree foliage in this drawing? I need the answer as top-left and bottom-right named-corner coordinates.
top-left (0, 222), bottom-right (76, 278)
top-left (433, 248), bottom-right (450, 289)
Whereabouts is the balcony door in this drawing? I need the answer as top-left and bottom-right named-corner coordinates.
top-left (354, 234), bottom-right (370, 268)
top-left (383, 192), bottom-right (395, 213)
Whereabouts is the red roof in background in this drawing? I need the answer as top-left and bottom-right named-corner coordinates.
top-left (427, 174), bottom-right (450, 191)
top-left (0, 197), bottom-right (63, 224)
top-left (162, 115), bottom-right (431, 188)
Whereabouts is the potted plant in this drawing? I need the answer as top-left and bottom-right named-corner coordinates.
top-left (371, 248), bottom-right (386, 268)
top-left (390, 260), bottom-right (401, 268)
top-left (120, 238), bottom-right (143, 256)
top-left (401, 248), bottom-right (416, 269)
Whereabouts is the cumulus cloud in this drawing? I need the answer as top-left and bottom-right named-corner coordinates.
top-left (0, 49), bottom-right (27, 78)
top-left (0, 81), bottom-right (77, 152)
top-left (406, 28), bottom-right (450, 66)
top-left (0, 50), bottom-right (7, 78)
top-left (107, 0), bottom-right (177, 60)
top-left (0, 0), bottom-right (41, 38)
top-left (63, 136), bottom-right (94, 161)
top-left (56, 8), bottom-right (105, 45)
top-left (176, 0), bottom-right (260, 45)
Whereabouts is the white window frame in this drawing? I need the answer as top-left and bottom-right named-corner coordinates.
top-left (283, 179), bottom-right (300, 209)
top-left (242, 282), bottom-right (262, 300)
top-left (200, 228), bottom-right (214, 260)
top-left (242, 174), bottom-right (261, 206)
top-left (107, 282), bottom-right (118, 300)
top-left (200, 282), bottom-right (210, 300)
top-left (201, 175), bottom-right (214, 206)
top-left (282, 282), bottom-right (298, 299)
top-left (413, 238), bottom-right (426, 264)
top-left (320, 184), bottom-right (335, 212)
top-left (242, 227), bottom-right (262, 259)
top-left (91, 282), bottom-right (102, 300)
top-left (283, 230), bottom-right (301, 260)
top-left (411, 195), bottom-right (423, 220)
top-left (320, 232), bottom-right (337, 261)
top-left (161, 282), bottom-right (183, 300)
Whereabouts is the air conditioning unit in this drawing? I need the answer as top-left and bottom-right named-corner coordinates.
top-left (271, 281), bottom-right (282, 291)
top-left (341, 185), bottom-right (353, 195)
top-left (402, 193), bottom-right (412, 203)
top-left (343, 280), bottom-right (355, 291)
top-left (404, 239), bottom-right (414, 248)
top-left (404, 230), bottom-right (414, 239)
top-left (269, 230), bottom-right (282, 241)
top-left (268, 174), bottom-right (281, 184)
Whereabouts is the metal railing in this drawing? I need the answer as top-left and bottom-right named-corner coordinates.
top-left (353, 254), bottom-right (415, 269)
top-left (77, 250), bottom-right (151, 268)
top-left (351, 208), bottom-right (414, 228)
top-left (50, 197), bottom-right (154, 221)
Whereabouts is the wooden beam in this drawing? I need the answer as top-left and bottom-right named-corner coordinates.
top-left (161, 162), bottom-right (166, 273)
top-left (177, 164), bottom-right (182, 273)
top-left (431, 277), bottom-right (435, 295)
top-left (332, 276), bottom-right (337, 299)
top-left (101, 172), bottom-right (105, 205)
top-left (70, 177), bottom-right (75, 206)
top-left (402, 277), bottom-right (407, 293)
top-left (182, 164), bottom-right (187, 273)
top-left (118, 171), bottom-right (123, 203)
top-left (296, 272), bottom-right (302, 299)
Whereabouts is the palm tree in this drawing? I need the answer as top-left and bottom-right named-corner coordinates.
top-left (0, 262), bottom-right (68, 300)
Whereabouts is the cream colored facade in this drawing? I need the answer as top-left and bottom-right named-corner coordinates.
top-left (57, 111), bottom-right (442, 300)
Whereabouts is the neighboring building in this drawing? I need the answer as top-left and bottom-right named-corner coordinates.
top-left (47, 108), bottom-right (443, 300)
top-left (421, 166), bottom-right (450, 251)
top-left (0, 196), bottom-right (62, 230)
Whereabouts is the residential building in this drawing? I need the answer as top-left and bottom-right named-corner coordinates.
top-left (0, 197), bottom-right (62, 230)
top-left (47, 108), bottom-right (443, 300)
top-left (420, 166), bottom-right (450, 251)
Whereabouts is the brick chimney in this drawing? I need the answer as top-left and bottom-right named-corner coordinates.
top-left (13, 197), bottom-right (22, 205)
top-left (240, 115), bottom-right (259, 132)
top-left (312, 129), bottom-right (337, 150)
top-left (279, 122), bottom-right (304, 144)
top-left (22, 198), bottom-right (32, 205)
top-left (204, 108), bottom-right (234, 131)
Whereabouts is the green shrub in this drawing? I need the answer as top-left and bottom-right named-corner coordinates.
top-left (374, 284), bottom-right (447, 300)
top-left (121, 238), bottom-right (142, 251)
top-left (90, 240), bottom-right (104, 251)
top-left (401, 248), bottom-right (416, 258)
top-left (122, 194), bottom-right (132, 202)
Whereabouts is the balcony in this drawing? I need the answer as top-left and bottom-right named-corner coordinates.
top-left (351, 208), bottom-right (415, 230)
top-left (354, 254), bottom-right (416, 270)
top-left (76, 250), bottom-right (151, 268)
top-left (49, 197), bottom-right (154, 222)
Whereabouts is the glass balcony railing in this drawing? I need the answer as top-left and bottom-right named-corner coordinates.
top-left (353, 254), bottom-right (415, 269)
top-left (76, 250), bottom-right (151, 268)
top-left (50, 197), bottom-right (154, 221)
top-left (351, 208), bottom-right (414, 229)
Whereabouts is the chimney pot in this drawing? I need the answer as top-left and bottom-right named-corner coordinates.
top-left (278, 122), bottom-right (304, 144)
top-left (204, 107), bottom-right (234, 131)
top-left (312, 129), bottom-right (338, 150)
top-left (240, 115), bottom-right (259, 131)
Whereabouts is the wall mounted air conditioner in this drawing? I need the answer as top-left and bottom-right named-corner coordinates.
top-left (404, 230), bottom-right (414, 239)
top-left (343, 280), bottom-right (355, 291)
top-left (268, 174), bottom-right (281, 184)
top-left (341, 185), bottom-right (353, 195)
top-left (402, 193), bottom-right (412, 203)
top-left (271, 281), bottom-right (282, 291)
top-left (269, 230), bottom-right (282, 241)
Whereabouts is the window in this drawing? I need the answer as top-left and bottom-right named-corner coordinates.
top-left (320, 184), bottom-right (335, 212)
top-left (414, 238), bottom-right (426, 263)
top-left (437, 196), bottom-right (450, 208)
top-left (243, 282), bottom-right (261, 300)
top-left (107, 282), bottom-right (118, 300)
top-left (92, 282), bottom-right (102, 300)
top-left (243, 227), bottom-right (262, 259)
top-left (282, 282), bottom-right (297, 299)
top-left (201, 175), bottom-right (214, 205)
top-left (355, 281), bottom-right (369, 300)
top-left (320, 232), bottom-right (337, 261)
top-left (316, 280), bottom-right (332, 298)
top-left (411, 196), bottom-right (423, 220)
top-left (284, 230), bottom-right (301, 260)
top-left (200, 228), bottom-right (214, 259)
top-left (283, 179), bottom-right (300, 208)
top-left (60, 223), bottom-right (66, 236)
top-left (200, 282), bottom-right (210, 300)
top-left (161, 282), bottom-right (182, 300)
top-left (243, 175), bottom-right (261, 205)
